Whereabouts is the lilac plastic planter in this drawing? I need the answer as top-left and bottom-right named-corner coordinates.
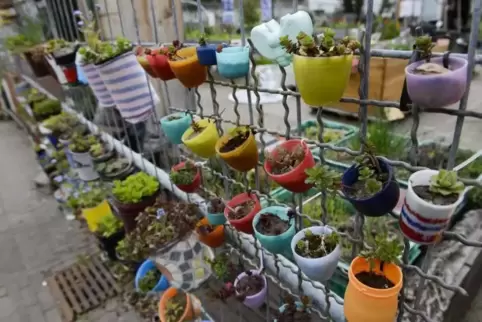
top-left (234, 270), bottom-right (267, 309)
top-left (405, 56), bottom-right (468, 108)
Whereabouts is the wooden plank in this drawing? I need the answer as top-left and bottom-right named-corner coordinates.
top-left (60, 270), bottom-right (90, 312)
top-left (84, 258), bottom-right (116, 298)
top-left (70, 265), bottom-right (100, 307)
top-left (46, 277), bottom-right (75, 322)
top-left (54, 273), bottom-right (83, 313)
top-left (76, 260), bottom-right (106, 302)
top-left (91, 256), bottom-right (122, 294)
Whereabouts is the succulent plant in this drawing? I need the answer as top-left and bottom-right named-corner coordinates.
top-left (305, 165), bottom-right (342, 195)
top-left (360, 233), bottom-right (403, 272)
top-left (429, 169), bottom-right (465, 196)
top-left (414, 35), bottom-right (435, 62)
top-left (68, 134), bottom-right (98, 153)
top-left (295, 229), bottom-right (339, 258)
top-left (169, 162), bottom-right (197, 185)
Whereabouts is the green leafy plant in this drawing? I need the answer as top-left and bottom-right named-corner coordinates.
top-left (5, 17), bottom-right (44, 54)
top-left (68, 134), bottom-right (98, 153)
top-left (305, 165), bottom-right (342, 195)
top-left (295, 229), bottom-right (339, 258)
top-left (33, 99), bottom-right (62, 121)
top-left (112, 172), bottom-right (159, 204)
top-left (96, 158), bottom-right (130, 176)
top-left (89, 142), bottom-right (108, 158)
top-left (138, 269), bottom-right (161, 293)
top-left (27, 88), bottom-right (46, 103)
top-left (198, 34), bottom-right (207, 46)
top-left (305, 126), bottom-right (345, 142)
top-left (169, 162), bottom-right (197, 185)
top-left (349, 147), bottom-right (386, 198)
top-left (280, 29), bottom-right (360, 57)
top-left (77, 187), bottom-right (108, 209)
top-left (360, 233), bottom-right (403, 272)
top-left (97, 214), bottom-right (123, 237)
top-left (414, 35), bottom-right (435, 62)
top-left (429, 170), bottom-right (465, 196)
top-left (45, 38), bottom-right (75, 56)
top-left (96, 37), bottom-right (133, 62)
top-left (379, 19), bottom-right (400, 41)
top-left (165, 296), bottom-right (186, 322)
top-left (43, 112), bottom-right (79, 137)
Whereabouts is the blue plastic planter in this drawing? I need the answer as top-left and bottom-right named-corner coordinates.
top-left (197, 45), bottom-right (218, 66)
top-left (342, 157), bottom-right (400, 217)
top-left (206, 212), bottom-right (226, 225)
top-left (253, 206), bottom-right (296, 259)
top-left (135, 259), bottom-right (170, 294)
top-left (216, 47), bottom-right (250, 79)
top-left (160, 112), bottom-right (192, 144)
top-left (46, 134), bottom-right (59, 149)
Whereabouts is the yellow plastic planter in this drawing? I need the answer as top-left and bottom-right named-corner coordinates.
top-left (81, 199), bottom-right (113, 232)
top-left (181, 119), bottom-right (219, 158)
top-left (215, 127), bottom-right (258, 172)
top-left (293, 54), bottom-right (353, 106)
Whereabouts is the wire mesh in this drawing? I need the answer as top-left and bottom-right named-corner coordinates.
top-left (7, 0), bottom-right (482, 321)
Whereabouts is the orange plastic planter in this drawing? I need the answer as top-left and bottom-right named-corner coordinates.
top-left (196, 217), bottom-right (225, 248)
top-left (168, 47), bottom-right (207, 88)
top-left (344, 257), bottom-right (403, 322)
top-left (215, 127), bottom-right (258, 172)
top-left (159, 287), bottom-right (201, 322)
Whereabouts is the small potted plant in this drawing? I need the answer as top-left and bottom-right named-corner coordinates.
top-left (253, 207), bottom-right (296, 258)
top-left (159, 112), bottom-right (193, 144)
top-left (276, 295), bottom-right (311, 322)
top-left (291, 227), bottom-right (340, 281)
top-left (216, 46), bottom-right (250, 79)
top-left (206, 197), bottom-right (226, 225)
top-left (196, 217), bottom-right (225, 248)
top-left (168, 44), bottom-right (207, 88)
top-left (32, 98), bottom-right (62, 122)
top-left (224, 192), bottom-right (262, 234)
top-left (96, 158), bottom-right (135, 181)
top-left (68, 134), bottom-right (99, 181)
top-left (95, 214), bottom-right (125, 261)
top-left (400, 169), bottom-right (465, 244)
top-left (135, 46), bottom-right (158, 78)
top-left (111, 172), bottom-right (160, 232)
top-left (159, 288), bottom-right (202, 322)
top-left (181, 119), bottom-right (220, 158)
top-left (77, 187), bottom-right (114, 233)
top-left (280, 29), bottom-right (360, 106)
top-left (234, 270), bottom-right (267, 309)
top-left (215, 126), bottom-right (258, 172)
top-left (205, 253), bottom-right (244, 283)
top-left (405, 36), bottom-right (468, 109)
top-left (169, 161), bottom-right (201, 193)
top-left (342, 147), bottom-right (400, 216)
top-left (142, 45), bottom-right (177, 81)
top-left (135, 259), bottom-right (170, 294)
top-left (89, 141), bottom-right (115, 163)
top-left (264, 140), bottom-right (316, 193)
top-left (47, 39), bottom-right (80, 84)
top-left (344, 235), bottom-right (403, 322)
top-left (196, 35), bottom-right (218, 66)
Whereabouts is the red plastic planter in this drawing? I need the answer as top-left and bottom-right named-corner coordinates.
top-left (172, 162), bottom-right (201, 193)
top-left (224, 192), bottom-right (261, 234)
top-left (146, 54), bottom-right (176, 81)
top-left (264, 139), bottom-right (315, 193)
top-left (63, 65), bottom-right (78, 84)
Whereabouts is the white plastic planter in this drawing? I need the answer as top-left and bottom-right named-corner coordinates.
top-left (96, 52), bottom-right (159, 124)
top-left (81, 63), bottom-right (115, 107)
top-left (70, 151), bottom-right (99, 181)
top-left (399, 169), bottom-right (465, 244)
top-left (290, 226), bottom-right (341, 282)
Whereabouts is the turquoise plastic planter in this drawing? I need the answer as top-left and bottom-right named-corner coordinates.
top-left (216, 47), bottom-right (250, 79)
top-left (253, 206), bottom-right (296, 259)
top-left (206, 212), bottom-right (226, 225)
top-left (135, 259), bottom-right (169, 294)
top-left (160, 112), bottom-right (192, 144)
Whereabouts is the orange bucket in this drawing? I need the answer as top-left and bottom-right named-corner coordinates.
top-left (215, 127), bottom-right (258, 172)
top-left (159, 287), bottom-right (201, 322)
top-left (344, 256), bottom-right (403, 322)
top-left (168, 47), bottom-right (207, 88)
top-left (196, 217), bottom-right (225, 248)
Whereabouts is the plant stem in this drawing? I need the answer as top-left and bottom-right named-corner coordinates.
top-left (380, 260), bottom-right (385, 272)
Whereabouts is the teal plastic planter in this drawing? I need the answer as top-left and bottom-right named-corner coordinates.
top-left (206, 212), bottom-right (226, 225)
top-left (216, 47), bottom-right (250, 79)
top-left (160, 112), bottom-right (192, 144)
top-left (252, 206), bottom-right (296, 259)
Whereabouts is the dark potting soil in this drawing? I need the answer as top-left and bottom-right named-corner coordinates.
top-left (219, 131), bottom-right (249, 153)
top-left (256, 213), bottom-right (289, 236)
top-left (236, 274), bottom-right (264, 297)
top-left (168, 291), bottom-right (187, 320)
top-left (270, 145), bottom-right (305, 175)
top-left (168, 115), bottom-right (182, 121)
top-left (208, 198), bottom-right (224, 213)
top-left (198, 224), bottom-right (215, 235)
top-left (187, 128), bottom-right (205, 140)
top-left (278, 304), bottom-right (311, 322)
top-left (295, 235), bottom-right (337, 258)
top-left (355, 271), bottom-right (395, 289)
top-left (413, 185), bottom-right (459, 206)
top-left (228, 200), bottom-right (255, 220)
top-left (413, 62), bottom-right (450, 75)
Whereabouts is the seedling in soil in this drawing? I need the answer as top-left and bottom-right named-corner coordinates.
top-left (227, 199), bottom-right (255, 220)
top-left (196, 222), bottom-right (215, 235)
top-left (97, 214), bottom-right (123, 238)
top-left (295, 229), bottom-right (339, 258)
top-left (413, 169), bottom-right (465, 206)
top-left (166, 40), bottom-right (185, 61)
top-left (208, 197), bottom-right (225, 213)
top-left (256, 210), bottom-right (295, 236)
top-left (305, 165), bottom-right (342, 195)
top-left (277, 295), bottom-right (311, 322)
top-left (219, 127), bottom-right (252, 153)
top-left (205, 253), bottom-right (244, 283)
top-left (199, 34), bottom-right (207, 46)
top-left (187, 120), bottom-right (206, 140)
top-left (169, 162), bottom-right (197, 185)
top-left (89, 142), bottom-right (108, 158)
top-left (138, 268), bottom-right (162, 293)
top-left (266, 144), bottom-right (305, 175)
top-left (235, 270), bottom-right (265, 301)
top-left (165, 291), bottom-right (187, 322)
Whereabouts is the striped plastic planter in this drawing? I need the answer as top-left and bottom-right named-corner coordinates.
top-left (81, 63), bottom-right (116, 107)
top-left (96, 51), bottom-right (159, 124)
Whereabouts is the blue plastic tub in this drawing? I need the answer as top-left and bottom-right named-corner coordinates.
top-left (135, 259), bottom-right (170, 294)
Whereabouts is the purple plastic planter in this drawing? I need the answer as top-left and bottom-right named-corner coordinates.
top-left (405, 56), bottom-right (468, 108)
top-left (234, 270), bottom-right (267, 309)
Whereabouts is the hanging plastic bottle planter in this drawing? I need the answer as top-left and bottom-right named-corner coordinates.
top-left (216, 46), bottom-right (250, 79)
top-left (168, 46), bottom-right (207, 88)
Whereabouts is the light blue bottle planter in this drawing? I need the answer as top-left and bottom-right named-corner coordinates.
top-left (159, 112), bottom-right (192, 144)
top-left (76, 62), bottom-right (88, 84)
top-left (253, 206), bottom-right (296, 259)
top-left (197, 45), bottom-right (218, 66)
top-left (135, 259), bottom-right (170, 294)
top-left (216, 47), bottom-right (250, 79)
top-left (206, 212), bottom-right (226, 225)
